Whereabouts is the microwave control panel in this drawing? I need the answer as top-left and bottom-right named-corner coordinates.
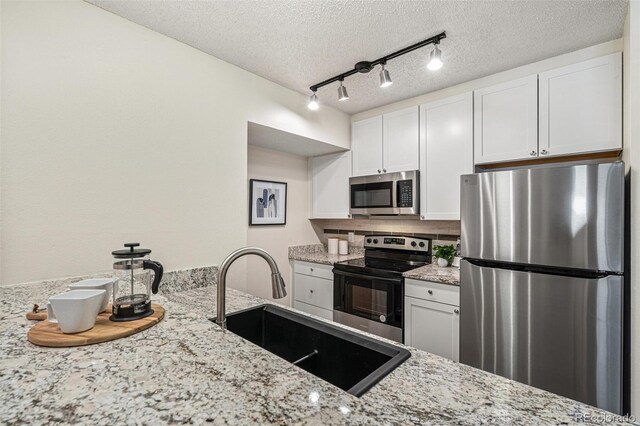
top-left (397, 180), bottom-right (413, 207)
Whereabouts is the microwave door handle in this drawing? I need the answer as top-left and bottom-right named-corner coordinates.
top-left (392, 180), bottom-right (398, 210)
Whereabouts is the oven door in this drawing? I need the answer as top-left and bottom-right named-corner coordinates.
top-left (333, 269), bottom-right (403, 342)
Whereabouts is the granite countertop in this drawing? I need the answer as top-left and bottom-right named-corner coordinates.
top-left (0, 273), bottom-right (627, 424)
top-left (288, 244), bottom-right (364, 266)
top-left (403, 263), bottom-right (460, 286)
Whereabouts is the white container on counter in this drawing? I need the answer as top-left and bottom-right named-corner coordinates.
top-left (327, 238), bottom-right (339, 254)
top-left (338, 240), bottom-right (349, 255)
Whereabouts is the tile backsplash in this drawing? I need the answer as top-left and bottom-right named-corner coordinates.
top-left (310, 218), bottom-right (460, 248)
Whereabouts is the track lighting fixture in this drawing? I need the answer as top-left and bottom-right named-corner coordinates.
top-left (308, 92), bottom-right (319, 110)
top-left (337, 80), bottom-right (349, 101)
top-left (427, 43), bottom-right (443, 71)
top-left (379, 62), bottom-right (393, 88)
top-left (307, 31), bottom-right (446, 110)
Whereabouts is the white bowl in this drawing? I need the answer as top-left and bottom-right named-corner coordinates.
top-left (46, 289), bottom-right (106, 334)
top-left (69, 278), bottom-right (116, 312)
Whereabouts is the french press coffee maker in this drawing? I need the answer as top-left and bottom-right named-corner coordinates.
top-left (110, 243), bottom-right (163, 321)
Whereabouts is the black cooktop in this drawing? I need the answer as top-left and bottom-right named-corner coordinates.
top-left (333, 235), bottom-right (433, 279)
top-left (333, 257), bottom-right (428, 279)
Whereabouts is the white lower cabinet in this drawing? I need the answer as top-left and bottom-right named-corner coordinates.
top-left (292, 261), bottom-right (334, 320)
top-left (404, 279), bottom-right (460, 362)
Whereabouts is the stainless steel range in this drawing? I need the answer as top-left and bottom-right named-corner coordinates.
top-left (333, 235), bottom-right (432, 343)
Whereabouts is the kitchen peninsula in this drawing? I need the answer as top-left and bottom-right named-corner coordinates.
top-left (0, 276), bottom-right (623, 424)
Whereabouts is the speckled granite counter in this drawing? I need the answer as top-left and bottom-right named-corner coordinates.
top-left (0, 272), bottom-right (629, 424)
top-left (403, 263), bottom-right (460, 286)
top-left (289, 244), bottom-right (364, 266)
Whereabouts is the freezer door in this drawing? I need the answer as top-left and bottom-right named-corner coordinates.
top-left (461, 161), bottom-right (624, 272)
top-left (460, 260), bottom-right (623, 414)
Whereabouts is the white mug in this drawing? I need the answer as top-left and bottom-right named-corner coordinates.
top-left (46, 289), bottom-right (106, 334)
top-left (338, 240), bottom-right (349, 255)
top-left (68, 277), bottom-right (116, 313)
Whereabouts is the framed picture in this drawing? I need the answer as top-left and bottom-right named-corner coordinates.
top-left (249, 179), bottom-right (287, 226)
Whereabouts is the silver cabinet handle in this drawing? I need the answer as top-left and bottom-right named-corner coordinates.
top-left (377, 169), bottom-right (382, 173)
top-left (428, 290), bottom-right (433, 295)
top-left (541, 149), bottom-right (548, 155)
top-left (530, 150), bottom-right (537, 156)
top-left (383, 168), bottom-right (387, 173)
top-left (454, 309), bottom-right (459, 314)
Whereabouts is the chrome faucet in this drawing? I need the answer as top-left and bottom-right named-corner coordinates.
top-left (216, 247), bottom-right (287, 329)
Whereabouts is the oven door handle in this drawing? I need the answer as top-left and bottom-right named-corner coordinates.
top-left (332, 269), bottom-right (403, 285)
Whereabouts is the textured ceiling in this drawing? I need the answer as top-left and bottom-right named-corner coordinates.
top-left (87, 0), bottom-right (628, 115)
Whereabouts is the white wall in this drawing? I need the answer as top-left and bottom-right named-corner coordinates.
top-left (246, 145), bottom-right (321, 306)
top-left (623, 1), bottom-right (640, 415)
top-left (0, 1), bottom-right (349, 286)
top-left (352, 39), bottom-right (623, 122)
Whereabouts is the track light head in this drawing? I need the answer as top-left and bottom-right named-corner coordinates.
top-left (338, 80), bottom-right (349, 101)
top-left (308, 92), bottom-right (319, 110)
top-left (379, 63), bottom-right (393, 88)
top-left (427, 44), bottom-right (443, 71)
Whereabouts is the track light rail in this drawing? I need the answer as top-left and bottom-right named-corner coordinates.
top-left (309, 31), bottom-right (446, 93)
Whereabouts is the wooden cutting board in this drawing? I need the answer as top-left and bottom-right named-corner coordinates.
top-left (27, 304), bottom-right (164, 348)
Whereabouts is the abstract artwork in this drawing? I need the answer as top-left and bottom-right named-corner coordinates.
top-left (249, 179), bottom-right (287, 226)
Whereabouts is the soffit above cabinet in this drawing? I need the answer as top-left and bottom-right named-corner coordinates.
top-left (88, 0), bottom-right (627, 114)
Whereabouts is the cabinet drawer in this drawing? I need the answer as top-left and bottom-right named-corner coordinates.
top-left (293, 300), bottom-right (333, 321)
top-left (293, 273), bottom-right (333, 310)
top-left (405, 279), bottom-right (459, 306)
top-left (293, 261), bottom-right (334, 281)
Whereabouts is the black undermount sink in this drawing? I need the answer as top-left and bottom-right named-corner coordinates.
top-left (211, 304), bottom-right (410, 397)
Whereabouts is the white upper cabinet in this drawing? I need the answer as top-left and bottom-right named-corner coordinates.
top-left (539, 52), bottom-right (622, 158)
top-left (382, 106), bottom-right (420, 173)
top-left (351, 106), bottom-right (419, 176)
top-left (351, 116), bottom-right (383, 176)
top-left (420, 93), bottom-right (473, 220)
top-left (311, 151), bottom-right (351, 219)
top-left (474, 75), bottom-right (538, 164)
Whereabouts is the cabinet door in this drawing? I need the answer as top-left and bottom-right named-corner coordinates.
top-left (404, 296), bottom-right (459, 362)
top-left (420, 93), bottom-right (473, 220)
top-left (382, 106), bottom-right (419, 173)
top-left (474, 75), bottom-right (538, 164)
top-left (539, 52), bottom-right (622, 158)
top-left (311, 151), bottom-right (351, 218)
top-left (352, 116), bottom-right (383, 177)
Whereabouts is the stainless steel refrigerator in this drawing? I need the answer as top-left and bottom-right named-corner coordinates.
top-left (460, 161), bottom-right (627, 414)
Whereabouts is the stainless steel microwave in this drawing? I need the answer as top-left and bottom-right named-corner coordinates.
top-left (349, 170), bottom-right (419, 216)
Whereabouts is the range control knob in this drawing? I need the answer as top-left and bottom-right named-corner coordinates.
top-left (411, 241), bottom-right (417, 247)
top-left (366, 238), bottom-right (372, 244)
top-left (419, 242), bottom-right (425, 248)
top-left (373, 239), bottom-right (379, 244)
